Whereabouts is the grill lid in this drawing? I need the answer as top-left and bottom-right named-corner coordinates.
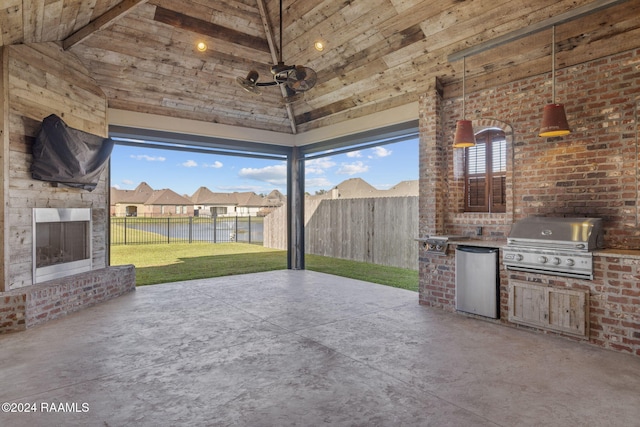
top-left (507, 216), bottom-right (604, 251)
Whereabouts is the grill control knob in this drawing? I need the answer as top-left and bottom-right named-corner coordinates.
top-left (538, 256), bottom-right (548, 264)
top-left (552, 257), bottom-right (561, 265)
top-left (515, 254), bottom-right (524, 261)
top-left (566, 259), bottom-right (575, 266)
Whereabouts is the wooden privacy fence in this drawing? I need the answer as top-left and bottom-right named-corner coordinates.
top-left (264, 197), bottom-right (418, 270)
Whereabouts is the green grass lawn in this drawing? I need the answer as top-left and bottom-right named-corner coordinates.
top-left (110, 242), bottom-right (418, 292)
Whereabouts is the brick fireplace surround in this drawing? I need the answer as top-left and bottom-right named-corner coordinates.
top-left (0, 44), bottom-right (136, 334)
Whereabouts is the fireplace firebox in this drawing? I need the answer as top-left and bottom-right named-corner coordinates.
top-left (33, 208), bottom-right (92, 283)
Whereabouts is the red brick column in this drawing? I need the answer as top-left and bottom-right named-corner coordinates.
top-left (419, 79), bottom-right (454, 307)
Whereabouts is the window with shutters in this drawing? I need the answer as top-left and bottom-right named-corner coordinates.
top-left (464, 129), bottom-right (506, 213)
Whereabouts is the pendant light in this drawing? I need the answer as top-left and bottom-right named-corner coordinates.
top-left (539, 25), bottom-right (571, 137)
top-left (453, 56), bottom-right (476, 148)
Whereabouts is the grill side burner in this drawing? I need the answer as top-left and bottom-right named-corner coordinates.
top-left (503, 217), bottom-right (603, 280)
top-left (420, 235), bottom-right (465, 255)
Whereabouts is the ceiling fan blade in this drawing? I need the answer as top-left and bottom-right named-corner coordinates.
top-left (236, 70), bottom-right (262, 95)
top-left (286, 66), bottom-right (317, 92)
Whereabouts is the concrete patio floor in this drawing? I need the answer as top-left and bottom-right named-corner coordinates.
top-left (1, 270), bottom-right (639, 426)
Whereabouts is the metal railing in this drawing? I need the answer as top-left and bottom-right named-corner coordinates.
top-left (110, 216), bottom-right (263, 245)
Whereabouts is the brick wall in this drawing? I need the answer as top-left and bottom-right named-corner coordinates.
top-left (418, 46), bottom-right (640, 356)
top-left (418, 81), bottom-right (446, 237)
top-left (591, 254), bottom-right (640, 355)
top-left (418, 251), bottom-right (455, 309)
top-left (0, 294), bottom-right (26, 333)
top-left (440, 49), bottom-right (640, 248)
top-left (0, 265), bottom-right (136, 334)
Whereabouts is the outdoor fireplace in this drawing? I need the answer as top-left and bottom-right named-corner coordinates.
top-left (33, 208), bottom-right (92, 283)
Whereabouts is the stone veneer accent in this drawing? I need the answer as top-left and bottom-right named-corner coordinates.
top-left (0, 43), bottom-right (134, 332)
top-left (0, 265), bottom-right (135, 334)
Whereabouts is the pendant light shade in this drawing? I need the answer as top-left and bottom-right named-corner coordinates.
top-left (453, 120), bottom-right (476, 148)
top-left (539, 103), bottom-right (570, 137)
top-left (539, 26), bottom-right (571, 138)
top-left (453, 56), bottom-right (475, 148)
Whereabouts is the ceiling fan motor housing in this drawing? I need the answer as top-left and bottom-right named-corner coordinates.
top-left (236, 0), bottom-right (316, 95)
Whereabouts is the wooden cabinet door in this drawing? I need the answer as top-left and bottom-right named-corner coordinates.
top-left (509, 280), bottom-right (589, 338)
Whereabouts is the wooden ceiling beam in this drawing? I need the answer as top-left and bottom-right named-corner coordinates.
top-left (63, 0), bottom-right (148, 50)
top-left (448, 0), bottom-right (631, 62)
top-left (152, 6), bottom-right (270, 52)
top-left (256, 0), bottom-right (298, 134)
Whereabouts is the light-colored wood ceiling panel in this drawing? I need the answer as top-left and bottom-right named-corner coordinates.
top-left (71, 0), bottom-right (99, 33)
top-left (5, 0), bottom-right (639, 135)
top-left (41, 0), bottom-right (64, 41)
top-left (0, 0), bottom-right (24, 45)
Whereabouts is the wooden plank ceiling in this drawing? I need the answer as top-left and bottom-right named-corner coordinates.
top-left (1, 0), bottom-right (639, 135)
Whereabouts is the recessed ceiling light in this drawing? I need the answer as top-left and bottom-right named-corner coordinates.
top-left (314, 40), bottom-right (325, 52)
top-left (196, 42), bottom-right (207, 52)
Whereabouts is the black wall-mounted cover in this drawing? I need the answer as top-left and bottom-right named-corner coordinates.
top-left (31, 114), bottom-right (114, 191)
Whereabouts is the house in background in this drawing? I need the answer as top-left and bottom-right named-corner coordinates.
top-left (190, 186), bottom-right (237, 217)
top-left (112, 179), bottom-right (408, 218)
top-left (112, 184), bottom-right (286, 217)
top-left (232, 192), bottom-right (273, 216)
top-left (111, 183), bottom-right (192, 217)
top-left (190, 186), bottom-right (283, 217)
top-left (110, 182), bottom-right (154, 217)
top-left (264, 189), bottom-right (287, 205)
top-left (143, 189), bottom-right (194, 217)
top-left (308, 178), bottom-right (418, 200)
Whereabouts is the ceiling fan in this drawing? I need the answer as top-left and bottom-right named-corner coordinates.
top-left (236, 0), bottom-right (317, 97)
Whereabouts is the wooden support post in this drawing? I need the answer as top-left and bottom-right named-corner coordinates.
top-left (0, 47), bottom-right (9, 292)
top-left (287, 147), bottom-right (305, 269)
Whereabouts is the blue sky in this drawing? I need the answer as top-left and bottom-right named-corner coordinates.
top-left (109, 138), bottom-right (419, 196)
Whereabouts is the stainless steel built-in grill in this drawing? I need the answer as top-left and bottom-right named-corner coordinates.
top-left (503, 216), bottom-right (604, 280)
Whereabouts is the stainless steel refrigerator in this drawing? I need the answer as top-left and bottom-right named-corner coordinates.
top-left (455, 246), bottom-right (500, 319)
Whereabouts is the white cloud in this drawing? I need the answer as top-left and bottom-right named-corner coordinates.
top-left (305, 157), bottom-right (336, 175)
top-left (305, 177), bottom-right (333, 189)
top-left (217, 185), bottom-right (264, 192)
top-left (112, 184), bottom-right (121, 189)
top-left (346, 150), bottom-right (362, 158)
top-left (370, 146), bottom-right (392, 158)
top-left (181, 160), bottom-right (198, 168)
top-left (337, 161), bottom-right (368, 175)
top-left (238, 163), bottom-right (287, 185)
top-left (131, 154), bottom-right (166, 162)
top-left (204, 161), bottom-right (223, 169)
top-left (122, 179), bottom-right (134, 185)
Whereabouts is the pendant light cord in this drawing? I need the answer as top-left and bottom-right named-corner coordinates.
top-left (279, 0), bottom-right (283, 64)
top-left (551, 25), bottom-right (556, 104)
top-left (462, 56), bottom-right (466, 119)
